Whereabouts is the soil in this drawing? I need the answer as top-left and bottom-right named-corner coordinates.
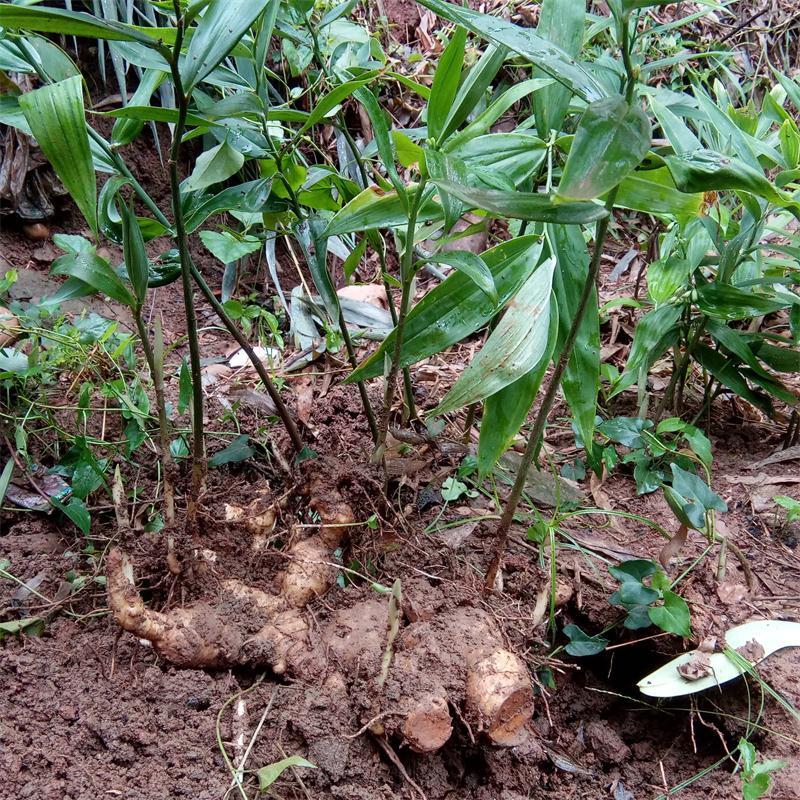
top-left (2, 29), bottom-right (800, 800)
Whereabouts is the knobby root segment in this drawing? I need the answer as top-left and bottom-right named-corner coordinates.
top-left (107, 478), bottom-right (536, 753)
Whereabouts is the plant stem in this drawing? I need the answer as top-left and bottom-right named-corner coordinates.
top-left (133, 310), bottom-right (175, 525)
top-left (189, 264), bottom-right (304, 453)
top-left (374, 179), bottom-right (426, 462)
top-left (485, 208), bottom-right (614, 590)
top-left (168, 2), bottom-right (205, 526)
top-left (378, 241), bottom-right (417, 422)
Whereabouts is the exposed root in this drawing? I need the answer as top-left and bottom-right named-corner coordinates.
top-left (107, 473), bottom-right (537, 753)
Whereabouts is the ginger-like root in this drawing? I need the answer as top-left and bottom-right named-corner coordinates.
top-left (465, 647), bottom-right (534, 746)
top-left (107, 549), bottom-right (242, 668)
top-left (107, 475), bottom-right (537, 753)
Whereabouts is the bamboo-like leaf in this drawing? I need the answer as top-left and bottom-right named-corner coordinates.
top-left (111, 68), bottom-right (167, 146)
top-left (19, 76), bottom-right (97, 235)
top-left (433, 180), bottom-right (608, 224)
top-left (51, 251), bottom-right (134, 307)
top-left (416, 0), bottom-right (605, 102)
top-left (354, 86), bottom-right (405, 197)
top-left (478, 305), bottom-right (557, 476)
top-left (441, 43), bottom-right (507, 141)
top-left (558, 95), bottom-right (651, 201)
top-left (325, 186), bottom-right (442, 237)
top-left (348, 236), bottom-right (544, 382)
top-left (612, 168), bottom-right (703, 218)
top-left (431, 257), bottom-right (556, 415)
top-left (666, 149), bottom-right (800, 218)
top-left (610, 303), bottom-right (683, 398)
top-left (182, 0), bottom-right (276, 91)
top-left (185, 139), bottom-right (245, 191)
top-left (534, 0), bottom-right (585, 137)
top-left (120, 199), bottom-right (149, 306)
top-left (421, 250), bottom-right (497, 305)
top-left (428, 26), bottom-right (467, 142)
top-left (548, 223), bottom-right (600, 451)
top-left (695, 284), bottom-right (789, 321)
top-left (451, 133), bottom-right (547, 187)
top-left (0, 5), bottom-right (165, 46)
top-left (444, 78), bottom-right (553, 151)
top-left (298, 72), bottom-right (380, 134)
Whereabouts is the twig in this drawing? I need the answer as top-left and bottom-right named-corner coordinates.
top-left (372, 734), bottom-right (427, 800)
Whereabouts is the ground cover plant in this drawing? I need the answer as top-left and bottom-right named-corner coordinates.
top-left (0, 1), bottom-right (799, 798)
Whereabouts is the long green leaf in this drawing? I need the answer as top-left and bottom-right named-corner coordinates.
top-left (421, 250), bottom-right (497, 305)
top-left (298, 72), bottom-right (380, 134)
top-left (610, 303), bottom-right (683, 398)
top-left (534, 0), bottom-right (585, 136)
top-left (120, 199), bottom-right (149, 306)
top-left (444, 78), bottom-right (553, 151)
top-left (354, 86), bottom-right (405, 197)
top-left (431, 257), bottom-right (556, 415)
top-left (478, 305), bottom-right (557, 476)
top-left (51, 251), bottom-right (134, 307)
top-left (348, 236), bottom-right (544, 382)
top-left (182, 0), bottom-right (276, 91)
top-left (612, 168), bottom-right (703, 218)
top-left (428, 26), bottom-right (467, 142)
top-left (325, 186), bottom-right (442, 237)
top-left (451, 133), bottom-right (547, 187)
top-left (0, 5), bottom-right (166, 46)
top-left (693, 345), bottom-right (772, 415)
top-left (19, 76), bottom-right (97, 236)
top-left (416, 0), bottom-right (605, 102)
top-left (111, 69), bottom-right (167, 146)
top-left (548, 223), bottom-right (599, 450)
top-left (442, 43), bottom-right (507, 141)
top-left (695, 283), bottom-right (789, 321)
top-left (666, 150), bottom-right (800, 219)
top-left (184, 178), bottom-right (273, 232)
top-left (433, 180), bottom-right (608, 224)
top-left (558, 94), bottom-right (651, 201)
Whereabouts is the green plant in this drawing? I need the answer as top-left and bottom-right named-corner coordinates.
top-left (737, 738), bottom-right (785, 800)
top-left (591, 414), bottom-right (712, 494)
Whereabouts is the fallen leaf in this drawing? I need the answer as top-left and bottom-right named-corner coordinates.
top-left (337, 284), bottom-right (388, 309)
top-left (437, 521), bottom-right (477, 549)
top-left (717, 582), bottom-right (747, 605)
top-left (746, 446), bottom-right (800, 470)
top-left (737, 638), bottom-right (766, 663)
top-left (677, 651), bottom-right (713, 681)
top-left (658, 523), bottom-right (689, 569)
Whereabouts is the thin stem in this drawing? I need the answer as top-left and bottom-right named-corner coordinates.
top-left (133, 309), bottom-right (175, 525)
top-left (485, 208), bottom-right (614, 589)
top-left (374, 179), bottom-right (426, 462)
top-left (378, 241), bottom-right (417, 422)
top-left (168, 1), bottom-right (205, 524)
top-left (189, 264), bottom-right (304, 453)
top-left (338, 306), bottom-right (379, 441)
top-left (485, 13), bottom-right (640, 589)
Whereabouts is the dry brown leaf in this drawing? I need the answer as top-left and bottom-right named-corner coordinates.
top-left (658, 524), bottom-right (689, 569)
top-left (589, 473), bottom-right (625, 533)
top-left (716, 582), bottom-right (747, 605)
top-left (677, 652), bottom-right (713, 681)
top-left (337, 284), bottom-right (388, 309)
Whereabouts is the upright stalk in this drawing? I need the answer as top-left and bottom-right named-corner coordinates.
top-left (485, 211), bottom-right (614, 589)
top-left (485, 9), bottom-right (640, 590)
top-left (189, 264), bottom-right (304, 452)
top-left (168, 1), bottom-right (206, 526)
top-left (95, 130), bottom-right (304, 457)
top-left (374, 179), bottom-right (427, 462)
top-left (133, 311), bottom-right (175, 525)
